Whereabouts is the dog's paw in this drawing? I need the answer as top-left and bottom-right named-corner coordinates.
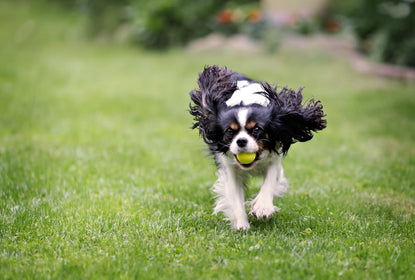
top-left (249, 197), bottom-right (280, 220)
top-left (231, 220), bottom-right (250, 231)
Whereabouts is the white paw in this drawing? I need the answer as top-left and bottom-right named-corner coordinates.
top-left (249, 196), bottom-right (280, 220)
top-left (232, 220), bottom-right (250, 231)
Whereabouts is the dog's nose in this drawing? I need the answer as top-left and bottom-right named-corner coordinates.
top-left (237, 138), bottom-right (248, 147)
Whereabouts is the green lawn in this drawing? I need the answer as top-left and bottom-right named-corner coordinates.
top-left (1, 1), bottom-right (414, 279)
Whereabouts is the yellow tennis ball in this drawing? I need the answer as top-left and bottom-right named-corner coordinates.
top-left (236, 152), bottom-right (256, 164)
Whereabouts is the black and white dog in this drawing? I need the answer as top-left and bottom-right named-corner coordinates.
top-left (189, 65), bottom-right (326, 230)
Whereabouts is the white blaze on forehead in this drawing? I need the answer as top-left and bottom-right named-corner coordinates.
top-left (237, 80), bottom-right (250, 87)
top-left (229, 108), bottom-right (259, 154)
top-left (226, 81), bottom-right (270, 107)
top-left (237, 108), bottom-right (249, 128)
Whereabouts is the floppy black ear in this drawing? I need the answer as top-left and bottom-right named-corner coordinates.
top-left (263, 83), bottom-right (327, 154)
top-left (189, 65), bottom-right (238, 147)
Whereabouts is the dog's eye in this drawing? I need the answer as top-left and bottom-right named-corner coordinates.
top-left (252, 126), bottom-right (263, 137)
top-left (253, 126), bottom-right (262, 133)
top-left (225, 127), bottom-right (236, 135)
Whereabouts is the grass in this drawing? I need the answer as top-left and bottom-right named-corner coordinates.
top-left (1, 1), bottom-right (415, 279)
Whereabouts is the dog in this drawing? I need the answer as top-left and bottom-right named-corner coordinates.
top-left (189, 65), bottom-right (326, 230)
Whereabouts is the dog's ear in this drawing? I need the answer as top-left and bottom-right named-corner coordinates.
top-left (263, 83), bottom-right (327, 154)
top-left (196, 65), bottom-right (237, 106)
top-left (189, 65), bottom-right (237, 146)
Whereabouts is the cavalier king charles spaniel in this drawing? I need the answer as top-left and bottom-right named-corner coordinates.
top-left (189, 65), bottom-right (326, 230)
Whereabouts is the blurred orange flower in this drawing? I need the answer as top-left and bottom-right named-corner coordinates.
top-left (248, 9), bottom-right (262, 23)
top-left (217, 10), bottom-right (234, 24)
top-left (324, 19), bottom-right (341, 33)
top-left (287, 14), bottom-right (299, 26)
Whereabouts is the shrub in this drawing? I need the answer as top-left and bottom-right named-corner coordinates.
top-left (129, 0), bottom-right (261, 49)
top-left (81, 0), bottom-right (130, 36)
top-left (41, 0), bottom-right (262, 49)
top-left (128, 0), bottom-right (223, 49)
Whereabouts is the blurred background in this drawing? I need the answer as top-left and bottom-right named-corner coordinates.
top-left (26, 0), bottom-right (415, 70)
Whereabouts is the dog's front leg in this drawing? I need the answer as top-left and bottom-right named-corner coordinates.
top-left (213, 166), bottom-right (250, 230)
top-left (250, 156), bottom-right (288, 219)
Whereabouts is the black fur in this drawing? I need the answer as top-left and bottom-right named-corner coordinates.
top-left (189, 65), bottom-right (326, 155)
top-left (189, 65), bottom-right (240, 151)
top-left (262, 83), bottom-right (326, 154)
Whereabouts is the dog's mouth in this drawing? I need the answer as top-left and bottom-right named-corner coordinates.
top-left (234, 152), bottom-right (260, 169)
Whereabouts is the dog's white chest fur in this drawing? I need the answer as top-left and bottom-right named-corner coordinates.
top-left (225, 80), bottom-right (270, 107)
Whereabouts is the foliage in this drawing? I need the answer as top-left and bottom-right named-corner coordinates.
top-left (128, 0), bottom-right (262, 49)
top-left (326, 0), bottom-right (415, 67)
top-left (129, 0), bottom-right (224, 49)
top-left (47, 0), bottom-right (261, 48)
top-left (1, 1), bottom-right (415, 279)
top-left (80, 0), bottom-right (130, 36)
